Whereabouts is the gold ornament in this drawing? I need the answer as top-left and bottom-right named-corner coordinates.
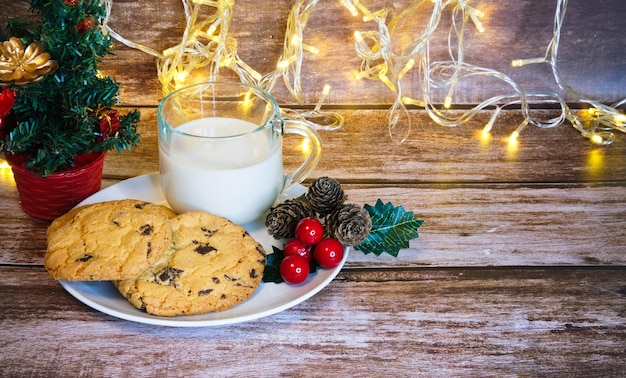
top-left (0, 37), bottom-right (58, 86)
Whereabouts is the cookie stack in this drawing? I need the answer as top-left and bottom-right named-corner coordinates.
top-left (44, 199), bottom-right (266, 317)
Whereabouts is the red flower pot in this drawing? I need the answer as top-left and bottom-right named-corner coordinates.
top-left (6, 152), bottom-right (106, 220)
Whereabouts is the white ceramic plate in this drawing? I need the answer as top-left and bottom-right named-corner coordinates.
top-left (59, 173), bottom-right (348, 327)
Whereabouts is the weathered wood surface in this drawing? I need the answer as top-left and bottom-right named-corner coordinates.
top-left (2, 0), bottom-right (625, 105)
top-left (95, 108), bottom-right (626, 183)
top-left (2, 108), bottom-right (626, 267)
top-left (3, 178), bottom-right (626, 268)
top-left (1, 267), bottom-right (625, 376)
top-left (1, 0), bottom-right (625, 376)
top-left (101, 0), bottom-right (626, 105)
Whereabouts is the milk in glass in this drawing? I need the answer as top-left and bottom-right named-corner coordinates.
top-left (159, 117), bottom-right (283, 224)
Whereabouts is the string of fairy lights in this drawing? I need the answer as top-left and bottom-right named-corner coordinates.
top-left (101, 0), bottom-right (625, 145)
top-left (103, 0), bottom-right (343, 131)
top-left (344, 0), bottom-right (625, 145)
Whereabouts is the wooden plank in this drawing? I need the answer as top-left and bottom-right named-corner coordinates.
top-left (1, 266), bottom-right (624, 376)
top-left (2, 2), bottom-right (624, 376)
top-left (345, 183), bottom-right (626, 267)
top-left (2, 179), bottom-right (625, 266)
top-left (3, 0), bottom-right (624, 105)
top-left (98, 107), bottom-right (626, 182)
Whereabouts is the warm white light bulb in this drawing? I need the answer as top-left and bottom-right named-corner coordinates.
top-left (510, 119), bottom-right (529, 141)
top-left (175, 71), bottom-right (188, 84)
top-left (322, 84), bottom-right (331, 96)
top-left (277, 58), bottom-right (291, 70)
top-left (354, 31), bottom-right (363, 42)
top-left (590, 134), bottom-right (604, 145)
top-left (482, 106), bottom-right (501, 134)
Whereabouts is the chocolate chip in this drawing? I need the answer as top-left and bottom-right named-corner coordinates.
top-left (194, 243), bottom-right (217, 255)
top-left (139, 224), bottom-right (153, 235)
top-left (256, 246), bottom-right (266, 256)
top-left (221, 294), bottom-right (227, 299)
top-left (198, 289), bottom-right (213, 296)
top-left (224, 274), bottom-right (237, 281)
top-left (155, 266), bottom-right (184, 285)
top-left (212, 277), bottom-right (220, 284)
top-left (201, 227), bottom-right (217, 237)
top-left (147, 242), bottom-right (152, 257)
top-left (76, 254), bottom-right (93, 262)
top-left (158, 270), bottom-right (170, 282)
top-left (112, 220), bottom-right (120, 227)
top-left (135, 202), bottom-right (148, 209)
top-left (250, 269), bottom-right (258, 278)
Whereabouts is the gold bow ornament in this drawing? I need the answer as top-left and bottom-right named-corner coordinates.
top-left (0, 37), bottom-right (58, 86)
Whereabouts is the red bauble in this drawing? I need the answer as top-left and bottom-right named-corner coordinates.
top-left (97, 108), bottom-right (120, 141)
top-left (0, 88), bottom-right (16, 116)
top-left (0, 88), bottom-right (17, 141)
top-left (76, 19), bottom-right (91, 33)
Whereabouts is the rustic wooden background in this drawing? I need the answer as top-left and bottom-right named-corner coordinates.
top-left (1, 0), bottom-right (625, 376)
top-left (5, 0), bottom-right (623, 104)
top-left (104, 0), bottom-right (626, 105)
top-left (2, 0), bottom-right (625, 266)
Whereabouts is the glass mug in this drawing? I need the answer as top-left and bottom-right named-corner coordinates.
top-left (157, 82), bottom-right (322, 224)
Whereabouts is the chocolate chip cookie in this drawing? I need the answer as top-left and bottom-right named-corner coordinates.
top-left (115, 212), bottom-right (266, 316)
top-left (45, 200), bottom-right (176, 281)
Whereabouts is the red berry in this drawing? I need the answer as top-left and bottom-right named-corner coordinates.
top-left (283, 239), bottom-right (312, 262)
top-left (313, 238), bottom-right (344, 268)
top-left (295, 217), bottom-right (324, 246)
top-left (280, 255), bottom-right (310, 284)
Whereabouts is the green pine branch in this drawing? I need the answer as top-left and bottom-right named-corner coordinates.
top-left (2, 0), bottom-right (140, 176)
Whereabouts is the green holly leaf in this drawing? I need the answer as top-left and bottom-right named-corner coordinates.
top-left (262, 246), bottom-right (285, 283)
top-left (354, 199), bottom-right (424, 257)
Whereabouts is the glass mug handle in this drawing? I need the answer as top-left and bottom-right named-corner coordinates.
top-left (280, 119), bottom-right (322, 191)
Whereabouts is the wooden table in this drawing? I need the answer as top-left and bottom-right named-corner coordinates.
top-left (2, 0), bottom-right (625, 376)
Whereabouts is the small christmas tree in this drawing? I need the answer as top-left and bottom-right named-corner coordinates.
top-left (0, 0), bottom-right (140, 176)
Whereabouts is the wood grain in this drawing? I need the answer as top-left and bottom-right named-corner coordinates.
top-left (1, 267), bottom-right (624, 376)
top-left (2, 179), bottom-right (625, 267)
top-left (102, 0), bottom-right (626, 105)
top-left (97, 108), bottom-right (626, 182)
top-left (2, 0), bottom-right (625, 105)
top-left (1, 1), bottom-right (625, 375)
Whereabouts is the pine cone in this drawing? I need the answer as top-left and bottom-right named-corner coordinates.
top-left (306, 176), bottom-right (345, 216)
top-left (0, 37), bottom-right (58, 86)
top-left (326, 203), bottom-right (372, 246)
top-left (265, 198), bottom-right (314, 239)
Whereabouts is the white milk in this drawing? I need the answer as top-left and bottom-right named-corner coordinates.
top-left (159, 117), bottom-right (283, 224)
